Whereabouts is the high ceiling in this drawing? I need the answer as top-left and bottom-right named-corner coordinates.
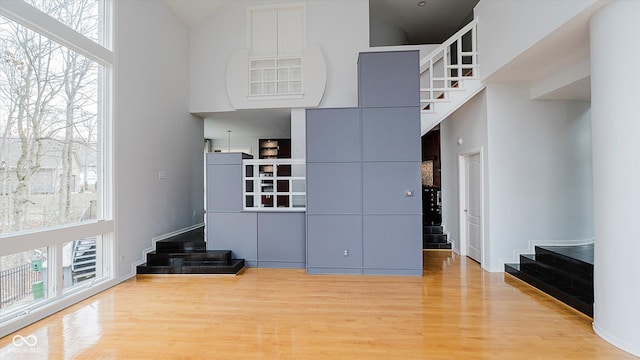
top-left (164, 0), bottom-right (227, 27)
top-left (165, 0), bottom-right (480, 46)
top-left (370, 0), bottom-right (479, 45)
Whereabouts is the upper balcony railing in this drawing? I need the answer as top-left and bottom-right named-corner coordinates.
top-left (242, 159), bottom-right (306, 211)
top-left (420, 19), bottom-right (478, 112)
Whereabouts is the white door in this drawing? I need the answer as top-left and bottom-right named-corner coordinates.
top-left (465, 153), bottom-right (482, 263)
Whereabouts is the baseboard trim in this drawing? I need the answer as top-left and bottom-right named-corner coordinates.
top-left (593, 322), bottom-right (640, 357)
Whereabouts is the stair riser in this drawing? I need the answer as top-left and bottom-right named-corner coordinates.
top-left (423, 234), bottom-right (448, 244)
top-left (423, 226), bottom-right (444, 235)
top-left (136, 259), bottom-right (244, 275)
top-left (423, 243), bottom-right (452, 250)
top-left (155, 242), bottom-right (206, 253)
top-left (535, 249), bottom-right (593, 278)
top-left (146, 251), bottom-right (231, 264)
top-left (518, 257), bottom-right (592, 300)
top-left (147, 259), bottom-right (231, 267)
top-left (505, 264), bottom-right (593, 317)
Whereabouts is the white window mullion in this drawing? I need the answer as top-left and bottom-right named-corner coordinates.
top-left (0, 0), bottom-right (112, 65)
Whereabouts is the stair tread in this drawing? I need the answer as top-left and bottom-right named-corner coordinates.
top-left (520, 254), bottom-right (592, 280)
top-left (518, 255), bottom-right (593, 297)
top-left (148, 250), bottom-right (230, 256)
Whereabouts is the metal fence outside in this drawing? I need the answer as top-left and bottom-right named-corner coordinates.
top-left (0, 263), bottom-right (41, 310)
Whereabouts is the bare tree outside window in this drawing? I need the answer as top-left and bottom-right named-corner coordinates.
top-left (0, 0), bottom-right (100, 234)
top-left (0, 0), bottom-right (103, 311)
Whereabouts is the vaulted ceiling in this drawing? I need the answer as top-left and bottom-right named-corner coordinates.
top-left (164, 0), bottom-right (479, 46)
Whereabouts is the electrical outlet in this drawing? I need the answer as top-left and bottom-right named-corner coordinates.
top-left (120, 254), bottom-right (125, 263)
top-left (343, 249), bottom-right (349, 257)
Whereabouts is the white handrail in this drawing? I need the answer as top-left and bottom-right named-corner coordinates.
top-left (419, 19), bottom-right (478, 72)
top-left (419, 19), bottom-right (478, 112)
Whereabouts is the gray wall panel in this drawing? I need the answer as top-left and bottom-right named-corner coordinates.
top-left (362, 107), bottom-right (421, 162)
top-left (207, 212), bottom-right (257, 263)
top-left (358, 51), bottom-right (420, 108)
top-left (363, 215), bottom-right (422, 270)
top-left (206, 152), bottom-right (252, 165)
top-left (363, 162), bottom-right (422, 214)
top-left (307, 215), bottom-right (362, 269)
top-left (258, 212), bottom-right (305, 264)
top-left (306, 108), bottom-right (361, 163)
top-left (306, 163), bottom-right (362, 215)
top-left (206, 164), bottom-right (242, 212)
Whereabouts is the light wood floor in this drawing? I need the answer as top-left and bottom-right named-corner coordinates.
top-left (0, 251), bottom-right (635, 359)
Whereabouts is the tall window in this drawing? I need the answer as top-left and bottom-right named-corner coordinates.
top-left (0, 0), bottom-right (112, 325)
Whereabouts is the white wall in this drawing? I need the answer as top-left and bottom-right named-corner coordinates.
top-left (475, 0), bottom-right (600, 80)
top-left (370, 19), bottom-right (409, 47)
top-left (590, 1), bottom-right (640, 355)
top-left (115, 0), bottom-right (204, 278)
top-left (190, 0), bottom-right (369, 113)
top-left (484, 82), bottom-right (593, 271)
top-left (441, 90), bottom-right (489, 255)
top-left (442, 83), bottom-right (594, 272)
top-left (210, 138), bottom-right (259, 156)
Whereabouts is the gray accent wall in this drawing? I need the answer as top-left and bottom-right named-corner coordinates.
top-left (306, 50), bottom-right (422, 276)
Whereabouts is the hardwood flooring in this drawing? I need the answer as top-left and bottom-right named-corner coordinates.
top-left (0, 251), bottom-right (634, 359)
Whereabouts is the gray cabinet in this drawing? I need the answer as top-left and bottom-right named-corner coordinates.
top-left (306, 162), bottom-right (362, 215)
top-left (258, 213), bottom-right (305, 268)
top-left (207, 212), bottom-right (257, 266)
top-left (362, 162), bottom-right (421, 215)
top-left (307, 215), bottom-right (362, 273)
top-left (363, 215), bottom-right (422, 275)
top-left (206, 153), bottom-right (252, 212)
top-left (305, 51), bottom-right (422, 276)
top-left (358, 51), bottom-right (420, 108)
top-left (206, 164), bottom-right (242, 212)
top-left (206, 152), bottom-right (306, 269)
top-left (306, 108), bottom-right (361, 163)
top-left (362, 107), bottom-right (421, 162)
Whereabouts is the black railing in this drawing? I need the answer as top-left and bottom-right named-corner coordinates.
top-left (0, 263), bottom-right (41, 310)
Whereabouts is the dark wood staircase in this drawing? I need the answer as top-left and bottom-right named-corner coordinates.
top-left (505, 244), bottom-right (594, 317)
top-left (423, 225), bottom-right (451, 250)
top-left (136, 226), bottom-right (244, 275)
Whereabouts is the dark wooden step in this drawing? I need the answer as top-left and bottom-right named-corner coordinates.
top-left (534, 245), bottom-right (593, 280)
top-left (424, 226), bottom-right (444, 235)
top-left (146, 250), bottom-right (232, 266)
top-left (155, 239), bottom-right (206, 253)
top-left (505, 263), bottom-right (593, 317)
top-left (423, 242), bottom-right (452, 250)
top-left (137, 259), bottom-right (244, 275)
top-left (519, 254), bottom-right (592, 300)
top-left (423, 233), bottom-right (448, 243)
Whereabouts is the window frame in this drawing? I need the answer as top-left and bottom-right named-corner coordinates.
top-left (0, 0), bottom-right (114, 332)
